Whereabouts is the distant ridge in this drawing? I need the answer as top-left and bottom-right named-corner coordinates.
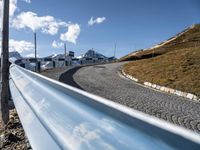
top-left (120, 24), bottom-right (200, 61)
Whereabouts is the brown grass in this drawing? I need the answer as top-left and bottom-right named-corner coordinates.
top-left (122, 24), bottom-right (200, 96)
top-left (123, 47), bottom-right (200, 96)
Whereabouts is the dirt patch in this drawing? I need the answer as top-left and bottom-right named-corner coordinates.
top-left (0, 109), bottom-right (31, 150)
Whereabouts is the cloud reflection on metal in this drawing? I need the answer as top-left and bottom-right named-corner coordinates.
top-left (9, 64), bottom-right (200, 150)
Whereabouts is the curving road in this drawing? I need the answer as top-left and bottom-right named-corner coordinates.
top-left (59, 62), bottom-right (200, 133)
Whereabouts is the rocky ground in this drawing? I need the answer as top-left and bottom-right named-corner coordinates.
top-left (0, 109), bottom-right (31, 150)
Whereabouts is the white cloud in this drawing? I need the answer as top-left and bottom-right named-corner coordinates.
top-left (0, 0), bottom-right (32, 28)
top-left (0, 2), bottom-right (2, 26)
top-left (10, 0), bottom-right (18, 17)
top-left (0, 0), bottom-right (17, 20)
top-left (9, 39), bottom-right (34, 53)
top-left (60, 24), bottom-right (81, 44)
top-left (88, 17), bottom-right (106, 26)
top-left (52, 40), bottom-right (64, 49)
top-left (12, 11), bottom-right (68, 35)
top-left (0, 39), bottom-right (34, 53)
top-left (0, 0), bottom-right (31, 18)
top-left (72, 122), bottom-right (115, 150)
top-left (4, 1), bottom-right (81, 44)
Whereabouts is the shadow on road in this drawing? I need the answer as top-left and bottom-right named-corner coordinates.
top-left (59, 66), bottom-right (84, 90)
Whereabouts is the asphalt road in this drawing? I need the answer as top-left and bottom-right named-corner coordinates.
top-left (59, 62), bottom-right (200, 133)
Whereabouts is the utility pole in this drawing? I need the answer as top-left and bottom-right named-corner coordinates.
top-left (1, 0), bottom-right (10, 125)
top-left (114, 43), bottom-right (117, 58)
top-left (64, 42), bottom-right (66, 66)
top-left (34, 32), bottom-right (37, 72)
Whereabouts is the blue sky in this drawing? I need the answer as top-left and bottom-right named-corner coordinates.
top-left (3, 0), bottom-right (200, 57)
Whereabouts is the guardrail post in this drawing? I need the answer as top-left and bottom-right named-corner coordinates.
top-left (64, 43), bottom-right (67, 66)
top-left (37, 61), bottom-right (41, 72)
top-left (53, 61), bottom-right (56, 68)
top-left (65, 61), bottom-right (68, 66)
top-left (1, 0), bottom-right (10, 125)
top-left (34, 32), bottom-right (37, 72)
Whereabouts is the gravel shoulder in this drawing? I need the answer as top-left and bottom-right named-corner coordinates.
top-left (40, 67), bottom-right (70, 80)
top-left (60, 62), bottom-right (200, 133)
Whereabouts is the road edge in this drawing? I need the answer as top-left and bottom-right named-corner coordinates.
top-left (120, 69), bottom-right (200, 102)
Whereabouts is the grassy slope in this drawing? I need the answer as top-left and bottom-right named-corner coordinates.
top-left (120, 24), bottom-right (200, 61)
top-left (123, 47), bottom-right (200, 96)
top-left (122, 25), bottom-right (200, 96)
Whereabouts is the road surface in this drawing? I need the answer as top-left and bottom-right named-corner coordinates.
top-left (59, 62), bottom-right (200, 133)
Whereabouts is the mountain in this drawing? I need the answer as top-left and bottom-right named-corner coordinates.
top-left (9, 51), bottom-right (22, 59)
top-left (45, 54), bottom-right (66, 59)
top-left (9, 51), bottom-right (23, 62)
top-left (77, 49), bottom-right (107, 59)
top-left (120, 24), bottom-right (200, 61)
top-left (42, 54), bottom-right (68, 69)
top-left (84, 49), bottom-right (107, 59)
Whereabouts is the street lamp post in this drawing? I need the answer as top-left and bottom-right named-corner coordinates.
top-left (34, 32), bottom-right (37, 72)
top-left (64, 43), bottom-right (67, 66)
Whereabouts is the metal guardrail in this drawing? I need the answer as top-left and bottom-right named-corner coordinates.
top-left (9, 63), bottom-right (200, 150)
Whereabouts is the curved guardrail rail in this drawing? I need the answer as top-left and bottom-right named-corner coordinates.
top-left (9, 63), bottom-right (200, 150)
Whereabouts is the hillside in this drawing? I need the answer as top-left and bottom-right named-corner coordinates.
top-left (122, 24), bottom-right (200, 97)
top-left (120, 24), bottom-right (200, 61)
